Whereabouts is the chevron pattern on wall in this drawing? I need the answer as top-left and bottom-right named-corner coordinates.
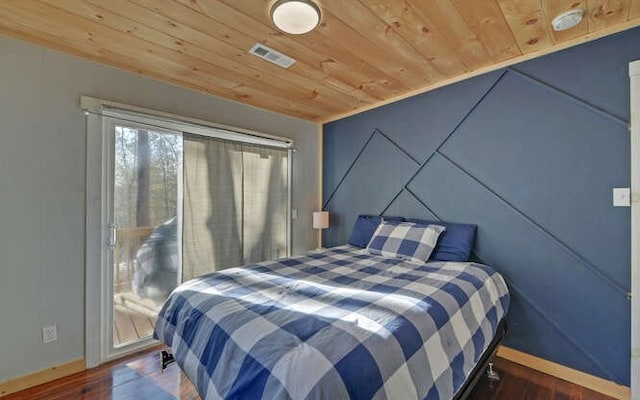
top-left (322, 28), bottom-right (640, 386)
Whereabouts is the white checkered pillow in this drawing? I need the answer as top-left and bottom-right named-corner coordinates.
top-left (366, 221), bottom-right (446, 264)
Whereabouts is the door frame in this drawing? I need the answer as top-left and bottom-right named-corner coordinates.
top-left (85, 106), bottom-right (105, 368)
top-left (630, 60), bottom-right (640, 400)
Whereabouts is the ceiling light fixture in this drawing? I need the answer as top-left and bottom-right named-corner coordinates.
top-left (271, 0), bottom-right (321, 35)
top-left (551, 9), bottom-right (584, 31)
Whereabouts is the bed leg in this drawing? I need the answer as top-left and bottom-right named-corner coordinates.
top-left (161, 350), bottom-right (175, 370)
top-left (486, 362), bottom-right (500, 381)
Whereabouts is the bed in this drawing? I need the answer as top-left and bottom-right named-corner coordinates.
top-left (154, 244), bottom-right (509, 400)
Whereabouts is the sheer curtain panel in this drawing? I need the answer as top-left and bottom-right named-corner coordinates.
top-left (182, 135), bottom-right (289, 281)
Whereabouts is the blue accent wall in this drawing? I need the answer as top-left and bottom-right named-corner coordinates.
top-left (322, 28), bottom-right (640, 386)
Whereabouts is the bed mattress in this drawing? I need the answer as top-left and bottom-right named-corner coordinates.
top-left (154, 245), bottom-right (509, 400)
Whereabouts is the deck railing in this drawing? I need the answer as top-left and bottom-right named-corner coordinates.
top-left (114, 226), bottom-right (154, 291)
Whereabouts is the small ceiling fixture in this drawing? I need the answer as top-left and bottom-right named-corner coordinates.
top-left (551, 9), bottom-right (584, 31)
top-left (249, 43), bottom-right (297, 69)
top-left (271, 0), bottom-right (321, 35)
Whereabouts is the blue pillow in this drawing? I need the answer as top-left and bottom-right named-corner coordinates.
top-left (348, 215), bottom-right (403, 248)
top-left (405, 218), bottom-right (476, 262)
top-left (366, 221), bottom-right (445, 264)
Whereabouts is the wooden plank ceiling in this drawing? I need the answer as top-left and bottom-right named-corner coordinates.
top-left (1, 0), bottom-right (640, 122)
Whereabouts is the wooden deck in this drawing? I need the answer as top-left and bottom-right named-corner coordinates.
top-left (111, 225), bottom-right (161, 347)
top-left (113, 291), bottom-right (161, 347)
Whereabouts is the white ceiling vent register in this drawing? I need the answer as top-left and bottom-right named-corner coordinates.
top-left (249, 43), bottom-right (296, 69)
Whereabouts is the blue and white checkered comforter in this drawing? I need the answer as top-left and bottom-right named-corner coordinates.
top-left (154, 246), bottom-right (510, 400)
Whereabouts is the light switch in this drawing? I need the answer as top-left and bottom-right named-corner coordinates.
top-left (613, 188), bottom-right (631, 207)
top-left (291, 209), bottom-right (298, 219)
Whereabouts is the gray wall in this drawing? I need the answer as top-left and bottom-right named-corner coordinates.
top-left (323, 28), bottom-right (640, 386)
top-left (0, 35), bottom-right (319, 382)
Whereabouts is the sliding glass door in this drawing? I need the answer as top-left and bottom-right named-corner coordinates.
top-left (105, 119), bottom-right (183, 355)
top-left (86, 100), bottom-right (292, 364)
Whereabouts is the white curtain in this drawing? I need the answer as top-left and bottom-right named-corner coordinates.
top-left (182, 135), bottom-right (288, 281)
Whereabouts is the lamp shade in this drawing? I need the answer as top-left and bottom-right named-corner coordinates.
top-left (313, 211), bottom-right (329, 229)
top-left (271, 0), bottom-right (321, 35)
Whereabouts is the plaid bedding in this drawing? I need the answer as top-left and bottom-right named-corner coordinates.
top-left (366, 221), bottom-right (445, 264)
top-left (154, 245), bottom-right (510, 400)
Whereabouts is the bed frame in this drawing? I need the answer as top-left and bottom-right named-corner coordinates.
top-left (160, 318), bottom-right (508, 399)
top-left (161, 349), bottom-right (175, 370)
top-left (453, 318), bottom-right (508, 400)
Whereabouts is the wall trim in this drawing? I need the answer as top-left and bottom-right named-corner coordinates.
top-left (498, 346), bottom-right (630, 400)
top-left (629, 58), bottom-right (640, 400)
top-left (0, 358), bottom-right (85, 397)
top-left (317, 123), bottom-right (324, 248)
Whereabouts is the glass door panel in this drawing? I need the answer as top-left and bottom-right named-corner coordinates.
top-left (111, 122), bottom-right (182, 349)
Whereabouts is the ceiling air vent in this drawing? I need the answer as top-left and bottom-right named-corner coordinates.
top-left (249, 43), bottom-right (296, 69)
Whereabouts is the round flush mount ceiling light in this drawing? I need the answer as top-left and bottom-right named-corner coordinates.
top-left (551, 9), bottom-right (584, 31)
top-left (271, 0), bottom-right (321, 35)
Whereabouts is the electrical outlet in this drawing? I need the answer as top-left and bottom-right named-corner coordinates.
top-left (43, 325), bottom-right (57, 344)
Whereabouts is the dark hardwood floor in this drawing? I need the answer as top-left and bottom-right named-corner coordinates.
top-left (4, 351), bottom-right (615, 400)
top-left (471, 358), bottom-right (615, 400)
